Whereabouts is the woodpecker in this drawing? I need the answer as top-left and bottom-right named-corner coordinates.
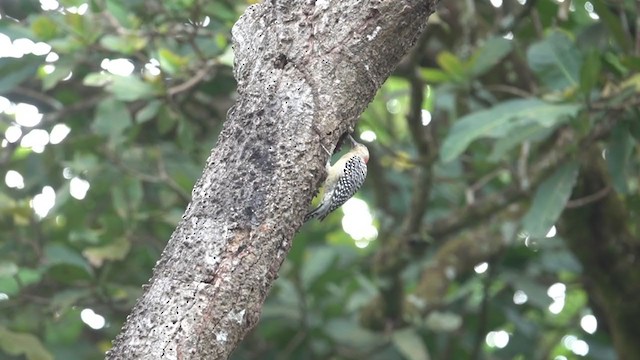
top-left (305, 134), bottom-right (369, 221)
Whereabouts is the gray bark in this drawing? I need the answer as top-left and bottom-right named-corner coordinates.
top-left (106, 0), bottom-right (438, 359)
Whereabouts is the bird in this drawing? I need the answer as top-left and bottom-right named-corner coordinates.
top-left (305, 134), bottom-right (369, 221)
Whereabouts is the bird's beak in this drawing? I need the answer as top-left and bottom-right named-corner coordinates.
top-left (347, 134), bottom-right (358, 146)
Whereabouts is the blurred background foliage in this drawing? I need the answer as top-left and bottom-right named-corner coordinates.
top-left (1, 0), bottom-right (639, 359)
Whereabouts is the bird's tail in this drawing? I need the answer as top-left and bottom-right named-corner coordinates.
top-left (304, 203), bottom-right (329, 222)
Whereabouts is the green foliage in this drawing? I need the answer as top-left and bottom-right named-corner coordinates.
top-left (1, 0), bottom-right (639, 359)
top-left (93, 98), bottom-right (132, 141)
top-left (606, 122), bottom-right (634, 194)
top-left (527, 30), bottom-right (582, 92)
top-left (521, 161), bottom-right (580, 238)
top-left (0, 55), bottom-right (43, 93)
top-left (392, 328), bottom-right (430, 360)
top-left (421, 37), bottom-right (513, 84)
top-left (440, 99), bottom-right (580, 162)
top-left (1, 0), bottom-right (237, 358)
top-left (0, 325), bottom-right (53, 360)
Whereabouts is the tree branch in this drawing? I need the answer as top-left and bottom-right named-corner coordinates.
top-left (561, 151), bottom-right (640, 359)
top-left (428, 117), bottom-right (619, 240)
top-left (106, 1), bottom-right (439, 359)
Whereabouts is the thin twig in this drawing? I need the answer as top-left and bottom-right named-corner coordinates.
top-left (429, 117), bottom-right (619, 240)
top-left (470, 167), bottom-right (505, 193)
top-left (589, 95), bottom-right (640, 111)
top-left (156, 154), bottom-right (191, 202)
top-left (43, 94), bottom-right (104, 123)
top-left (12, 86), bottom-right (63, 111)
top-left (167, 63), bottom-right (216, 96)
top-left (106, 150), bottom-right (191, 202)
top-left (484, 84), bottom-right (532, 98)
top-left (566, 186), bottom-right (611, 208)
top-left (517, 141), bottom-right (531, 191)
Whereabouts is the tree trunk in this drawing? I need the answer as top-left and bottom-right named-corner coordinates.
top-left (561, 153), bottom-right (640, 360)
top-left (106, 0), bottom-right (438, 358)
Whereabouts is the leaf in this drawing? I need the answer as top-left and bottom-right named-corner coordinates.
top-left (489, 123), bottom-right (554, 162)
top-left (218, 46), bottom-right (234, 67)
top-left (502, 274), bottom-right (553, 309)
top-left (629, 117), bottom-right (640, 142)
top-left (392, 328), bottom-right (430, 360)
top-left (440, 99), bottom-right (580, 162)
top-left (420, 68), bottom-right (451, 84)
top-left (469, 37), bottom-right (513, 77)
top-left (539, 249), bottom-right (582, 273)
top-left (100, 34), bottom-right (148, 54)
top-left (436, 51), bottom-right (466, 81)
top-left (527, 30), bottom-right (582, 91)
top-left (41, 62), bottom-right (73, 90)
top-left (83, 238), bottom-right (131, 267)
top-left (107, 75), bottom-right (158, 101)
top-left (135, 100), bottom-right (162, 123)
top-left (43, 307), bottom-right (85, 345)
top-left (0, 326), bottom-right (54, 360)
top-left (590, 0), bottom-right (633, 52)
top-left (177, 121), bottom-right (196, 151)
top-left (60, 0), bottom-right (86, 6)
top-left (273, 278), bottom-right (300, 307)
top-left (345, 275), bottom-right (379, 312)
top-left (0, 268), bottom-right (42, 295)
top-left (579, 50), bottom-right (602, 94)
top-left (0, 261), bottom-right (18, 278)
top-left (158, 48), bottom-right (189, 75)
top-left (424, 311), bottom-right (462, 332)
top-left (301, 246), bottom-right (336, 288)
top-left (44, 243), bottom-right (93, 275)
top-left (65, 152), bottom-right (99, 176)
top-left (521, 161), bottom-right (580, 238)
top-left (0, 22), bottom-right (35, 40)
top-left (606, 123), bottom-right (633, 194)
top-left (504, 308), bottom-right (538, 338)
top-left (204, 2), bottom-right (238, 22)
top-left (260, 303), bottom-right (300, 322)
top-left (83, 72), bottom-right (112, 87)
top-left (49, 289), bottom-right (92, 310)
top-left (31, 16), bottom-right (59, 40)
top-left (0, 55), bottom-right (43, 94)
top-left (65, 13), bottom-right (98, 44)
top-left (324, 319), bottom-right (381, 347)
top-left (106, 0), bottom-right (136, 29)
top-left (111, 178), bottom-right (143, 217)
top-left (156, 106), bottom-right (178, 134)
top-left (621, 73), bottom-right (640, 92)
top-left (93, 98), bottom-right (132, 140)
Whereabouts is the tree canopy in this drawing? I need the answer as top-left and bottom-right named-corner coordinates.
top-left (1, 0), bottom-right (639, 359)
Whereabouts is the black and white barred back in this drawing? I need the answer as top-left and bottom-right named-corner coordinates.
top-left (305, 142), bottom-right (369, 222)
top-left (325, 155), bottom-right (367, 215)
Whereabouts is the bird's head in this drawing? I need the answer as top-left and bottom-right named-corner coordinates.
top-left (348, 135), bottom-right (369, 164)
